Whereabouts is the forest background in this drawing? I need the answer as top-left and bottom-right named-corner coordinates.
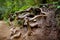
top-left (0, 0), bottom-right (59, 20)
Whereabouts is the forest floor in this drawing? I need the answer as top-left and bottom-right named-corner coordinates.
top-left (0, 21), bottom-right (59, 40)
top-left (0, 21), bottom-right (10, 40)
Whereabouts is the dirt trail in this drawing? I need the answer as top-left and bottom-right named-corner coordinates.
top-left (0, 21), bottom-right (10, 40)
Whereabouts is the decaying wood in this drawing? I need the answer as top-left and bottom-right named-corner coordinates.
top-left (17, 13), bottom-right (31, 19)
top-left (8, 7), bottom-right (59, 40)
top-left (9, 27), bottom-right (21, 40)
top-left (29, 15), bottom-right (47, 21)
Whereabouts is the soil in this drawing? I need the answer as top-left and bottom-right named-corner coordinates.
top-left (0, 21), bottom-right (10, 40)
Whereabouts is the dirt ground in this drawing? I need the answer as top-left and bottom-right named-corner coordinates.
top-left (0, 21), bottom-right (10, 40)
